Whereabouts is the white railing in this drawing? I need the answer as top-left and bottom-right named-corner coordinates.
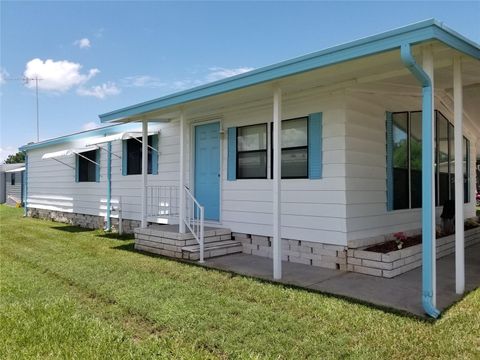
top-left (184, 186), bottom-right (205, 263)
top-left (146, 185), bottom-right (179, 221)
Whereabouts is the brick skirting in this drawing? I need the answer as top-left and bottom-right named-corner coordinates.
top-left (347, 227), bottom-right (480, 278)
top-left (27, 208), bottom-right (140, 234)
top-left (232, 232), bottom-right (347, 270)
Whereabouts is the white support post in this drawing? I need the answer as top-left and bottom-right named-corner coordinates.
top-left (272, 87), bottom-right (282, 280)
top-left (141, 120), bottom-right (148, 228)
top-left (179, 111), bottom-right (186, 233)
top-left (423, 46), bottom-right (436, 306)
top-left (453, 56), bottom-right (465, 294)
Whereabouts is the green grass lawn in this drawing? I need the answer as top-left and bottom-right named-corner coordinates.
top-left (1, 205), bottom-right (479, 359)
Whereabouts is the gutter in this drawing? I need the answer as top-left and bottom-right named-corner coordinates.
top-left (400, 43), bottom-right (440, 319)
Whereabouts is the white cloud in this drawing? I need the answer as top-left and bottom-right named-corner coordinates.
top-left (23, 58), bottom-right (99, 92)
top-left (168, 66), bottom-right (254, 91)
top-left (74, 38), bottom-right (91, 49)
top-left (0, 146), bottom-right (17, 163)
top-left (121, 75), bottom-right (165, 88)
top-left (94, 28), bottom-right (104, 38)
top-left (81, 121), bottom-right (100, 131)
top-left (77, 82), bottom-right (120, 99)
top-left (206, 67), bottom-right (254, 82)
top-left (0, 67), bottom-right (8, 85)
top-left (118, 66), bottom-right (254, 92)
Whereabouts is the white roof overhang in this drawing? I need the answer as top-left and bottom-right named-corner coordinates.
top-left (5, 167), bottom-right (25, 173)
top-left (86, 131), bottom-right (158, 146)
top-left (42, 146), bottom-right (98, 160)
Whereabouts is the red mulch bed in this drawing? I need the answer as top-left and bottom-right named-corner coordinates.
top-left (365, 224), bottom-right (478, 254)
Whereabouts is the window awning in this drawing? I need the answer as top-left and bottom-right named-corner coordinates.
top-left (86, 131), bottom-right (159, 153)
top-left (42, 146), bottom-right (99, 169)
top-left (5, 167), bottom-right (25, 173)
top-left (86, 131), bottom-right (158, 146)
top-left (42, 146), bottom-right (98, 160)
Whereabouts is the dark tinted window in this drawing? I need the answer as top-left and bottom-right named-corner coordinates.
top-left (78, 150), bottom-right (97, 182)
top-left (126, 136), bottom-right (153, 175)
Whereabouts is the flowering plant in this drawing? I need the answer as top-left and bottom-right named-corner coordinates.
top-left (393, 232), bottom-right (406, 249)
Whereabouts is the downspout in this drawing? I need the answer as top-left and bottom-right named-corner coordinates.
top-left (23, 153), bottom-right (28, 217)
top-left (400, 43), bottom-right (440, 318)
top-left (105, 141), bottom-right (112, 231)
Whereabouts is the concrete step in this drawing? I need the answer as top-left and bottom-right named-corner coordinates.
top-left (182, 240), bottom-right (243, 260)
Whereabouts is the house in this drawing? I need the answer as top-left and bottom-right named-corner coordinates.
top-left (19, 19), bottom-right (480, 317)
top-left (0, 163), bottom-right (25, 206)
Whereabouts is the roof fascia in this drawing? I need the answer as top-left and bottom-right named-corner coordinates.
top-left (19, 123), bottom-right (140, 152)
top-left (100, 20), bottom-right (469, 123)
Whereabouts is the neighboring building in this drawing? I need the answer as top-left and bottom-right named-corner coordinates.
top-left (0, 163), bottom-right (25, 206)
top-left (19, 20), bottom-right (480, 317)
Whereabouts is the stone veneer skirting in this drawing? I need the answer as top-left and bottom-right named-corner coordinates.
top-left (232, 232), bottom-right (347, 270)
top-left (347, 226), bottom-right (480, 278)
top-left (27, 208), bottom-right (140, 234)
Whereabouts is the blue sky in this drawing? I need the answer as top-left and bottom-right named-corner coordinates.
top-left (1, 1), bottom-right (479, 161)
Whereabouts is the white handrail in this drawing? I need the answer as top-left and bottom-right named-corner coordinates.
top-left (146, 185), bottom-right (179, 220)
top-left (184, 186), bottom-right (205, 263)
top-left (145, 185), bottom-right (204, 262)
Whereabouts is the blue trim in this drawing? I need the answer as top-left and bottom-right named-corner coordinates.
top-left (432, 25), bottom-right (480, 59)
top-left (106, 142), bottom-right (112, 231)
top-left (19, 122), bottom-right (140, 152)
top-left (75, 155), bottom-right (80, 183)
top-left (95, 149), bottom-right (101, 183)
top-left (99, 19), bottom-right (479, 123)
top-left (308, 113), bottom-right (323, 179)
top-left (151, 134), bottom-right (159, 175)
top-left (23, 154), bottom-right (28, 216)
top-left (400, 43), bottom-right (440, 319)
top-left (227, 127), bottom-right (237, 181)
top-left (386, 112), bottom-right (394, 211)
top-left (121, 140), bottom-right (128, 176)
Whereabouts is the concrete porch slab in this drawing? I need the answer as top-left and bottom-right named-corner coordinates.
top-left (202, 243), bottom-right (480, 318)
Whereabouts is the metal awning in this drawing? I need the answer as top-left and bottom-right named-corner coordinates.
top-left (86, 131), bottom-right (159, 152)
top-left (5, 167), bottom-right (25, 173)
top-left (42, 146), bottom-right (99, 168)
top-left (42, 146), bottom-right (98, 160)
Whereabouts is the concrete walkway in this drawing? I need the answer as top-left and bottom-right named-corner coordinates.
top-left (203, 243), bottom-right (480, 318)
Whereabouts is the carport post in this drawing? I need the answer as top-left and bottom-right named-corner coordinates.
top-left (273, 86), bottom-right (282, 280)
top-left (141, 120), bottom-right (148, 227)
top-left (453, 56), bottom-right (465, 294)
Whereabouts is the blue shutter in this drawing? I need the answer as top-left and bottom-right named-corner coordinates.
top-left (308, 113), bottom-right (323, 179)
top-left (151, 134), bottom-right (159, 175)
top-left (227, 127), bottom-right (237, 181)
top-left (75, 154), bottom-right (80, 182)
top-left (122, 140), bottom-right (128, 176)
top-left (95, 149), bottom-right (101, 182)
top-left (386, 112), bottom-right (394, 211)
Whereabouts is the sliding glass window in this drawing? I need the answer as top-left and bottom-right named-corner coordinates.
top-left (237, 124), bottom-right (268, 179)
top-left (389, 110), bottom-right (470, 211)
top-left (392, 112), bottom-right (409, 210)
top-left (281, 117), bottom-right (308, 178)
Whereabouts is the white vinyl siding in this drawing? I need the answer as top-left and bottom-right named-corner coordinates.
top-left (344, 92), bottom-right (477, 243)
top-left (6, 172), bottom-right (22, 202)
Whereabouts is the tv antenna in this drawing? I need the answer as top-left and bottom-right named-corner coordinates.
top-left (5, 75), bottom-right (43, 142)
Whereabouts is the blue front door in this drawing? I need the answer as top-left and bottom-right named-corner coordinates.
top-left (195, 122), bottom-right (220, 221)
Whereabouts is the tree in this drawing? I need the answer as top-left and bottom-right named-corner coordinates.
top-left (4, 151), bottom-right (25, 164)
